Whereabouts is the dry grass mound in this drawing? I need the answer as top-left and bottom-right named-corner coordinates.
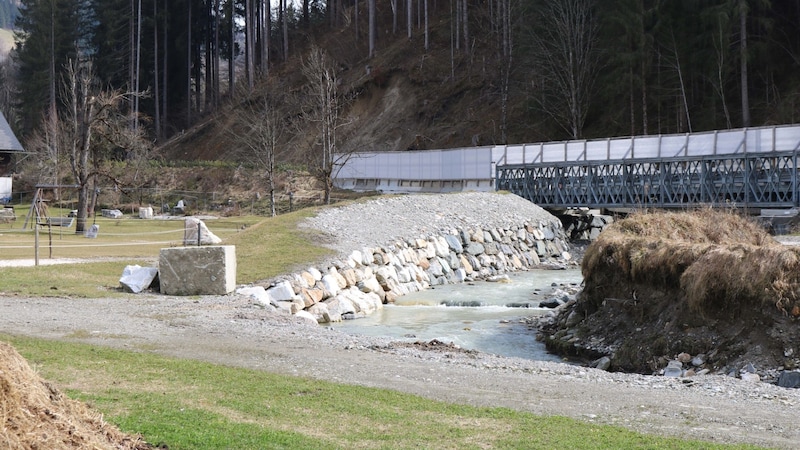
top-left (0, 341), bottom-right (152, 450)
top-left (582, 209), bottom-right (800, 315)
top-left (543, 209), bottom-right (800, 374)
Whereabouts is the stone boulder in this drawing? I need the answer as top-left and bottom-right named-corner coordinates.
top-left (236, 286), bottom-right (276, 308)
top-left (159, 245), bottom-right (236, 295)
top-left (183, 217), bottom-right (222, 245)
top-left (138, 206), bottom-right (154, 219)
top-left (119, 265), bottom-right (158, 293)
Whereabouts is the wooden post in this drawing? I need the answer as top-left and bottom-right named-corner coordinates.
top-left (34, 223), bottom-right (39, 266)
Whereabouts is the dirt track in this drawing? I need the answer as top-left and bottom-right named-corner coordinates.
top-left (2, 290), bottom-right (799, 449)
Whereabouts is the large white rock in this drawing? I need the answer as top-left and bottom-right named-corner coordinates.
top-left (236, 285), bottom-right (272, 306)
top-left (307, 267), bottom-right (323, 281)
top-left (321, 274), bottom-right (341, 297)
top-left (324, 295), bottom-right (356, 317)
top-left (138, 206), bottom-right (154, 219)
top-left (119, 265), bottom-right (158, 293)
top-left (294, 310), bottom-right (319, 325)
top-left (348, 250), bottom-right (363, 267)
top-left (308, 303), bottom-right (340, 323)
top-left (338, 287), bottom-right (382, 316)
top-left (395, 265), bottom-right (413, 283)
top-left (360, 247), bottom-right (375, 265)
top-left (358, 276), bottom-right (383, 294)
top-left (266, 280), bottom-right (296, 302)
top-left (183, 217), bottom-right (222, 245)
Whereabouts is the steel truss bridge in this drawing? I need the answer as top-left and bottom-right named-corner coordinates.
top-left (495, 125), bottom-right (800, 209)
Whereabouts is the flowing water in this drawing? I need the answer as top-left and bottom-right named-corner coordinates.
top-left (331, 268), bottom-right (584, 361)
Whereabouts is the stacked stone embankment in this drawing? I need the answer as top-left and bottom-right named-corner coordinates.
top-left (238, 193), bottom-right (574, 324)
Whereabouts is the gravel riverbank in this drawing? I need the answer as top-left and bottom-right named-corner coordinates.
top-left (2, 192), bottom-right (799, 449)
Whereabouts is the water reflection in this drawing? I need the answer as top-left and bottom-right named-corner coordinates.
top-left (331, 268), bottom-right (583, 361)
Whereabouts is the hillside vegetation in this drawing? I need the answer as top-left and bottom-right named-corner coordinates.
top-left (8, 1), bottom-right (800, 208)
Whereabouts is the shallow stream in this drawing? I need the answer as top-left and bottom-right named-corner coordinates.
top-left (331, 269), bottom-right (584, 361)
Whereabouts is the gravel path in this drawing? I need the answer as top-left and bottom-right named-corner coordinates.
top-left (2, 192), bottom-right (799, 449)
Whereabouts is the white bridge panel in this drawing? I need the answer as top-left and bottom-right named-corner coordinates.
top-left (334, 124), bottom-right (800, 194)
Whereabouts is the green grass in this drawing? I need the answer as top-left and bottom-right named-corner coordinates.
top-left (0, 207), bottom-right (331, 295)
top-left (4, 334), bottom-right (760, 450)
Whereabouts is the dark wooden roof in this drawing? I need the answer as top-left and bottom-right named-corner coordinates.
top-left (0, 111), bottom-right (23, 152)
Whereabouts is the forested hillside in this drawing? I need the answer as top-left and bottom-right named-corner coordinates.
top-left (2, 0), bottom-right (800, 213)
top-left (5, 1), bottom-right (800, 146)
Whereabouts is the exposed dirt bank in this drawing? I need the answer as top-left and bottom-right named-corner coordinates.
top-left (541, 210), bottom-right (800, 386)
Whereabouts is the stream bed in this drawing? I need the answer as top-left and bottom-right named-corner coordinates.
top-left (331, 268), bottom-right (584, 361)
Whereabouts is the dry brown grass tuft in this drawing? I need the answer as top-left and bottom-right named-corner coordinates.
top-left (583, 209), bottom-right (800, 314)
top-left (0, 341), bottom-right (153, 450)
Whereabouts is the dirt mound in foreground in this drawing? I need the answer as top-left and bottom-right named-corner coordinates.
top-left (0, 341), bottom-right (153, 450)
top-left (541, 209), bottom-right (800, 380)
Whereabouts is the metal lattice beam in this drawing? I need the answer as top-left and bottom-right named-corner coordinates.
top-left (496, 151), bottom-right (799, 209)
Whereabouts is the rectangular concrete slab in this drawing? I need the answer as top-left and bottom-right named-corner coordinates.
top-left (159, 246), bottom-right (236, 295)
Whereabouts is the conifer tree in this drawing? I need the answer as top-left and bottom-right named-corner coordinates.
top-left (13, 0), bottom-right (85, 133)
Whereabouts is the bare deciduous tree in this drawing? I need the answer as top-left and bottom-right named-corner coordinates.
top-left (301, 45), bottom-right (349, 205)
top-left (529, 0), bottom-right (600, 139)
top-left (229, 90), bottom-right (287, 216)
top-left (59, 59), bottom-right (150, 232)
top-left (24, 109), bottom-right (62, 190)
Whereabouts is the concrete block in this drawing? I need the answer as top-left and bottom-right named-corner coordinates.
top-left (159, 245), bottom-right (236, 295)
top-left (138, 206), bottom-right (154, 219)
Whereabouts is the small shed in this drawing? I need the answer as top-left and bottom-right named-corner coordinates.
top-left (0, 111), bottom-right (24, 203)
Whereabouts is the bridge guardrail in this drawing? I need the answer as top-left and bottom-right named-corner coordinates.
top-left (334, 124), bottom-right (800, 196)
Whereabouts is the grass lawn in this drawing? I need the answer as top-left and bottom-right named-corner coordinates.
top-left (0, 207), bottom-right (333, 296)
top-left (4, 334), bottom-right (760, 450)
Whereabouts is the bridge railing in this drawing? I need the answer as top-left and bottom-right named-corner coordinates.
top-left (334, 124), bottom-right (800, 194)
top-left (493, 125), bottom-right (800, 165)
top-left (334, 147), bottom-right (495, 193)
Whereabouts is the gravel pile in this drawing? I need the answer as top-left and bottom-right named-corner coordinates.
top-left (302, 192), bottom-right (560, 254)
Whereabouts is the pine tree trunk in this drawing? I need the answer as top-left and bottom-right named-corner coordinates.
top-left (153, 0), bottom-right (161, 140)
top-left (369, 0), bottom-right (376, 57)
top-left (407, 0), bottom-right (412, 39)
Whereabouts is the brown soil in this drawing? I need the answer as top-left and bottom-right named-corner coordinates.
top-left (541, 209), bottom-right (800, 381)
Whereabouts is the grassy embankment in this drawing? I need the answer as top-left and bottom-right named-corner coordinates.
top-left (0, 206), bottom-right (763, 449)
top-left (4, 334), bottom-right (761, 450)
